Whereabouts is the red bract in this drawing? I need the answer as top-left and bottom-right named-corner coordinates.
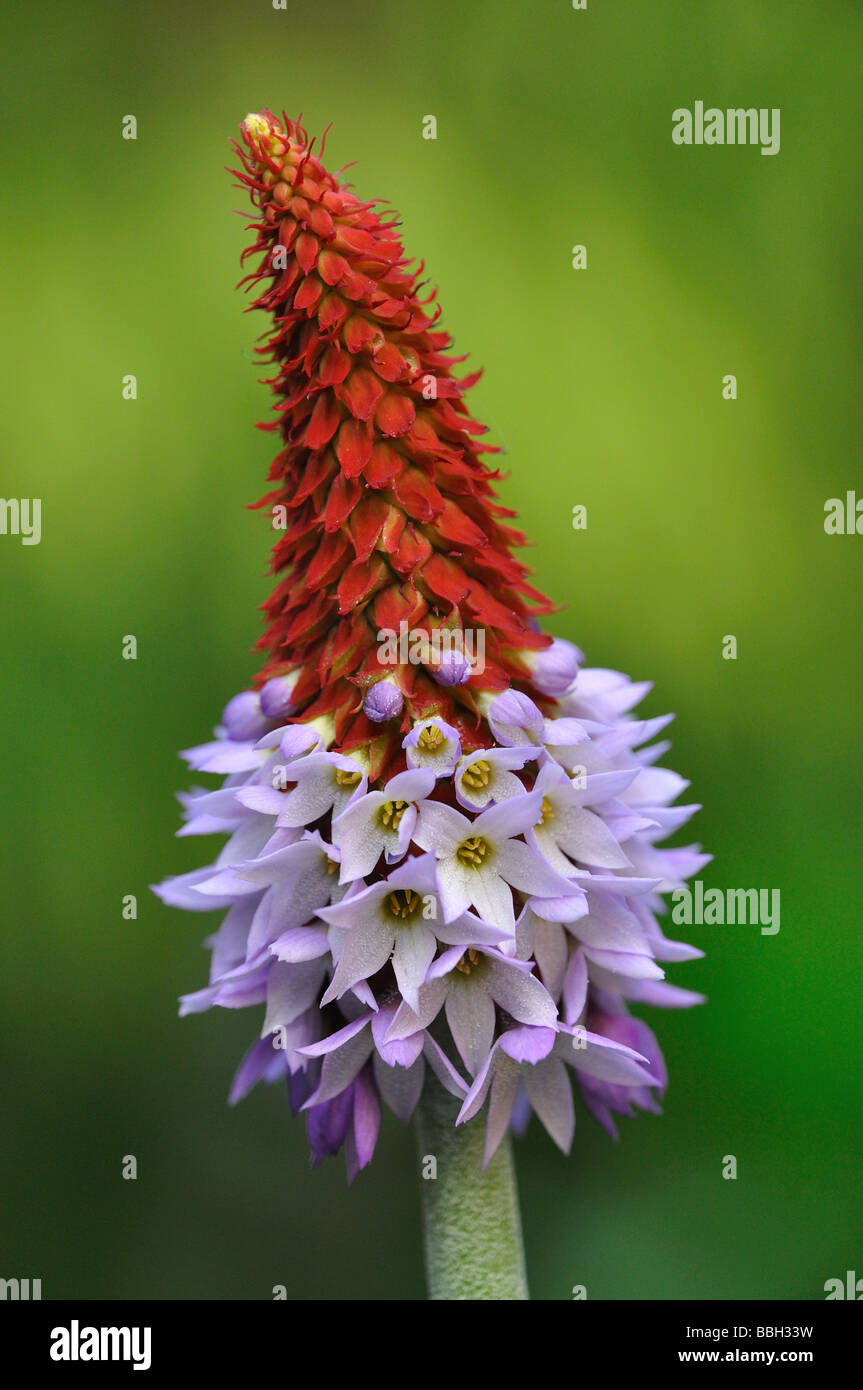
top-left (232, 112), bottom-right (554, 779)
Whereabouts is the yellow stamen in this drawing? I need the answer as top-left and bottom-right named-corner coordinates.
top-left (378, 799), bottom-right (408, 830)
top-left (462, 759), bottom-right (492, 790)
top-left (388, 889), bottom-right (421, 922)
top-left (418, 725), bottom-right (444, 752)
top-left (456, 836), bottom-right (489, 868)
top-left (455, 948), bottom-right (481, 976)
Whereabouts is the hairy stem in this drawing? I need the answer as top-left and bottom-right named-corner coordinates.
top-left (414, 1079), bottom-right (529, 1300)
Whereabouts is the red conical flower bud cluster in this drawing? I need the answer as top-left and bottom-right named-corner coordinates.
top-left (232, 111), bottom-right (554, 780)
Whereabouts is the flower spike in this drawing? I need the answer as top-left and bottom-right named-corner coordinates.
top-left (154, 112), bottom-right (707, 1181)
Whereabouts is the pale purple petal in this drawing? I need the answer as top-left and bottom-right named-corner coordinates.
top-left (444, 984), bottom-right (496, 1076)
top-left (474, 789), bottom-right (543, 843)
top-left (304, 1029), bottom-right (374, 1106)
top-left (181, 740), bottom-right (264, 774)
top-left (527, 890), bottom-right (590, 922)
top-left (262, 959), bottom-right (326, 1033)
top-left (571, 894), bottom-right (650, 954)
top-left (553, 804), bottom-right (631, 869)
top-left (228, 1036), bottom-right (286, 1105)
top-left (532, 918), bottom-right (568, 999)
top-left (385, 767), bottom-right (436, 801)
top-left (153, 867), bottom-right (245, 912)
top-left (522, 1057), bottom-right (575, 1152)
top-left (563, 1028), bottom-right (657, 1085)
top-left (584, 947), bottom-right (665, 981)
top-left (371, 1008), bottom-right (424, 1068)
top-left (373, 1053), bottom-right (425, 1120)
top-left (563, 948), bottom-right (589, 1023)
top-left (298, 1013), bottom-right (371, 1058)
top-left (270, 925), bottom-right (331, 962)
top-left (499, 1024), bottom-right (556, 1064)
top-left (495, 837), bottom-right (582, 899)
top-left (456, 1046), bottom-right (497, 1124)
top-left (235, 784), bottom-right (287, 817)
top-left (385, 977), bottom-right (450, 1039)
top-left (423, 1034), bottom-right (469, 1097)
top-left (483, 1058), bottom-right (522, 1165)
top-left (485, 956), bottom-right (558, 1026)
top-left (435, 911), bottom-right (512, 948)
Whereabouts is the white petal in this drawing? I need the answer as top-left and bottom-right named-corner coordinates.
top-left (392, 924), bottom-right (437, 1013)
top-left (554, 805), bottom-right (631, 869)
top-left (322, 919), bottom-right (394, 1002)
top-left (464, 865), bottom-right (516, 933)
top-left (413, 800), bottom-right (471, 855)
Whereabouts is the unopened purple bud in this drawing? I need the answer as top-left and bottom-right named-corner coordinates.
top-left (431, 649), bottom-right (471, 686)
top-left (260, 671), bottom-right (298, 720)
top-left (363, 678), bottom-right (404, 723)
top-left (488, 689), bottom-right (544, 741)
top-left (529, 639), bottom-right (581, 696)
top-left (221, 690), bottom-right (268, 741)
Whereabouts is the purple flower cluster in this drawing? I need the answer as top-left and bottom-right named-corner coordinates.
top-left (155, 642), bottom-right (707, 1179)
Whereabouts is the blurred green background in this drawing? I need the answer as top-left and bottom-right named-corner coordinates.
top-left (2, 0), bottom-right (861, 1300)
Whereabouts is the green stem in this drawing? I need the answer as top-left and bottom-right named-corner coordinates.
top-left (414, 1079), bottom-right (529, 1300)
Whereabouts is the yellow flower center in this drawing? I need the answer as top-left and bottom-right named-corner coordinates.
top-left (418, 725), bottom-right (444, 752)
top-left (387, 889), bottom-right (422, 923)
top-left (455, 948), bottom-right (481, 976)
top-left (378, 799), bottom-right (408, 830)
top-left (462, 759), bottom-right (492, 790)
top-left (335, 769), bottom-right (363, 788)
top-left (536, 796), bottom-right (554, 826)
top-left (456, 836), bottom-right (490, 868)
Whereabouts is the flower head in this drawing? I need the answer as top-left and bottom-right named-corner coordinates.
top-left (154, 111), bottom-right (707, 1178)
